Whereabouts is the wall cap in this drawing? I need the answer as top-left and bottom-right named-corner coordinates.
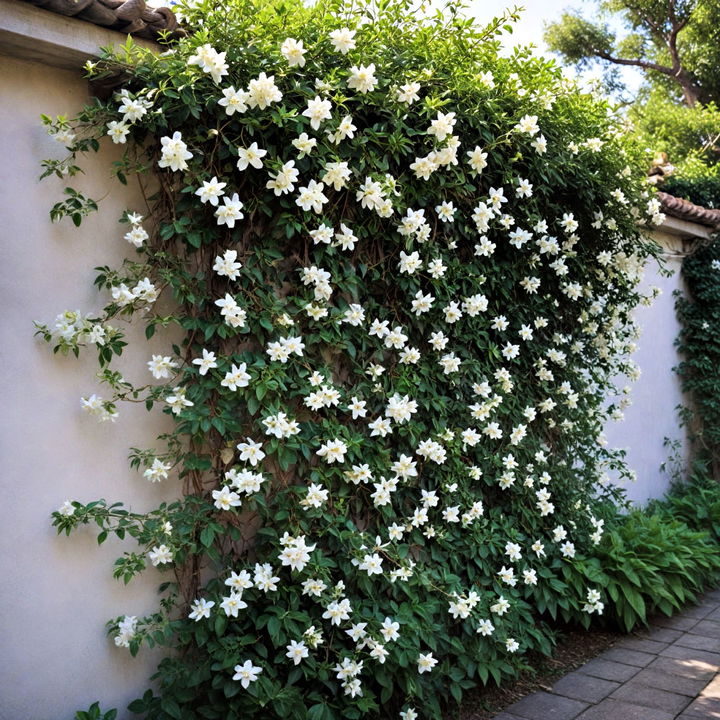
top-left (0, 0), bottom-right (157, 71)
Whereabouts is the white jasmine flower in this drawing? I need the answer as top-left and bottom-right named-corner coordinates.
top-left (428, 111), bottom-right (456, 141)
top-left (411, 291), bottom-right (434, 315)
top-left (348, 64), bottom-right (378, 93)
top-left (106, 120), bottom-right (130, 144)
top-left (329, 27), bottom-right (356, 54)
top-left (410, 153), bottom-right (438, 180)
top-left (296, 180), bottom-right (328, 213)
top-left (323, 598), bottom-right (352, 625)
top-left (322, 161), bottom-right (352, 190)
top-left (158, 131), bottom-right (192, 172)
top-left (143, 458), bottom-right (171, 483)
top-left (58, 500), bottom-right (75, 516)
top-left (213, 249), bottom-right (242, 280)
top-left (399, 250), bottom-right (422, 274)
top-left (220, 593), bottom-right (247, 617)
top-left (221, 363), bottom-right (251, 391)
top-left (188, 598), bottom-right (215, 621)
top-left (236, 142), bottom-right (267, 171)
top-left (439, 352), bottom-right (461, 374)
top-left (148, 544), bottom-right (173, 566)
top-left (246, 72), bottom-right (282, 109)
top-left (417, 652), bottom-right (438, 674)
top-left (327, 115), bottom-right (357, 144)
top-left (147, 354), bottom-right (178, 379)
top-left (443, 301), bottom-right (463, 323)
top-left (213, 486), bottom-right (241, 511)
top-left (192, 348), bottom-right (217, 376)
top-left (236, 438), bottom-right (265, 466)
top-left (195, 176), bottom-right (227, 206)
top-left (253, 563), bottom-right (280, 592)
top-left (516, 178), bottom-right (533, 197)
top-left (165, 387), bottom-right (193, 415)
top-left (214, 193), bottom-right (244, 228)
top-left (515, 114), bottom-right (539, 135)
top-left (435, 201), bottom-right (455, 222)
top-left (286, 639), bottom-right (309, 665)
top-left (467, 146), bottom-right (488, 174)
top-left (368, 417), bottom-right (392, 437)
top-left (302, 483), bottom-right (329, 509)
top-left (397, 82), bottom-right (421, 103)
top-left (266, 160), bottom-right (300, 195)
top-left (117, 91), bottom-right (149, 123)
top-left (347, 397), bottom-right (367, 419)
top-left (303, 95), bottom-right (333, 130)
top-left (317, 438), bottom-right (348, 464)
top-left (292, 132), bottom-right (317, 157)
top-left (218, 86), bottom-right (248, 115)
top-left (531, 134), bottom-right (547, 154)
top-left (233, 660), bottom-right (262, 688)
top-left (335, 223), bottom-right (359, 251)
top-left (429, 331), bottom-right (448, 351)
top-left (280, 37), bottom-right (306, 67)
top-left (187, 43), bottom-right (228, 83)
top-left (310, 223), bottom-right (334, 245)
top-left (477, 619), bottom-right (494, 636)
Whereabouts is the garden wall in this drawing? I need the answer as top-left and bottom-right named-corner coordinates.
top-left (603, 230), bottom-right (691, 505)
top-left (0, 5), bottom-right (699, 718)
top-left (0, 49), bottom-right (175, 720)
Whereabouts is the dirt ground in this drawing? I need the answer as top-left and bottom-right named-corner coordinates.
top-left (453, 628), bottom-right (623, 720)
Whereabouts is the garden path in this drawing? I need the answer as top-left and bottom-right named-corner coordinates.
top-left (492, 587), bottom-right (720, 720)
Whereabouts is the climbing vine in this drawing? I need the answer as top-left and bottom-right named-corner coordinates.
top-left (37, 1), bottom-right (664, 717)
top-left (676, 237), bottom-right (720, 477)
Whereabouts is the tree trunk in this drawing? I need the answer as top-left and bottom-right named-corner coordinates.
top-left (676, 69), bottom-right (700, 107)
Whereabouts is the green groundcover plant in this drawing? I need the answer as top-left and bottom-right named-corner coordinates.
top-left (653, 461), bottom-right (720, 542)
top-left (36, 1), bottom-right (669, 717)
top-left (564, 507), bottom-right (720, 633)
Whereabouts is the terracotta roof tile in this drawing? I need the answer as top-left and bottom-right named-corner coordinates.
top-left (22, 0), bottom-right (183, 39)
top-left (657, 191), bottom-right (720, 229)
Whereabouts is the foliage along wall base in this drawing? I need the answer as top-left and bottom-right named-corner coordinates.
top-left (36, 1), bottom-right (665, 717)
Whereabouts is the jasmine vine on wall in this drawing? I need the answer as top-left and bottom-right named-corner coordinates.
top-left (36, 1), bottom-right (665, 717)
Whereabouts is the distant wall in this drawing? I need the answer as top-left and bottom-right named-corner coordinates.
top-left (604, 230), bottom-right (694, 505)
top-left (0, 54), bottom-right (175, 720)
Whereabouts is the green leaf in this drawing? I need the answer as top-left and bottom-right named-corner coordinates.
top-left (200, 526), bottom-right (215, 548)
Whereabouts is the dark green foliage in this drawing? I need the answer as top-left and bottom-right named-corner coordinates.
top-left (650, 463), bottom-right (720, 543)
top-left (663, 176), bottom-right (720, 209)
top-left (675, 238), bottom-right (720, 471)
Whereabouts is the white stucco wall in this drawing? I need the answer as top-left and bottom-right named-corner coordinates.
top-left (0, 10), bottom-right (705, 714)
top-left (603, 233), bottom-right (690, 505)
top-left (0, 56), bottom-right (176, 719)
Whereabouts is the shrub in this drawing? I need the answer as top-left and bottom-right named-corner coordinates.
top-left (651, 462), bottom-right (720, 543)
top-left (564, 509), bottom-right (720, 632)
top-left (663, 176), bottom-right (720, 209)
top-left (37, 0), bottom-right (664, 717)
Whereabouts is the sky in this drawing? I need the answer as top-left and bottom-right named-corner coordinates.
top-left (457, 0), bottom-right (646, 95)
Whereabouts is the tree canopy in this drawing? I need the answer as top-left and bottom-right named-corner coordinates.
top-left (544, 0), bottom-right (720, 107)
top-left (546, 1), bottom-right (720, 182)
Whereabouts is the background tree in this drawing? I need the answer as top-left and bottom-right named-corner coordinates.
top-left (546, 0), bottom-right (720, 189)
top-left (545, 0), bottom-right (720, 106)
